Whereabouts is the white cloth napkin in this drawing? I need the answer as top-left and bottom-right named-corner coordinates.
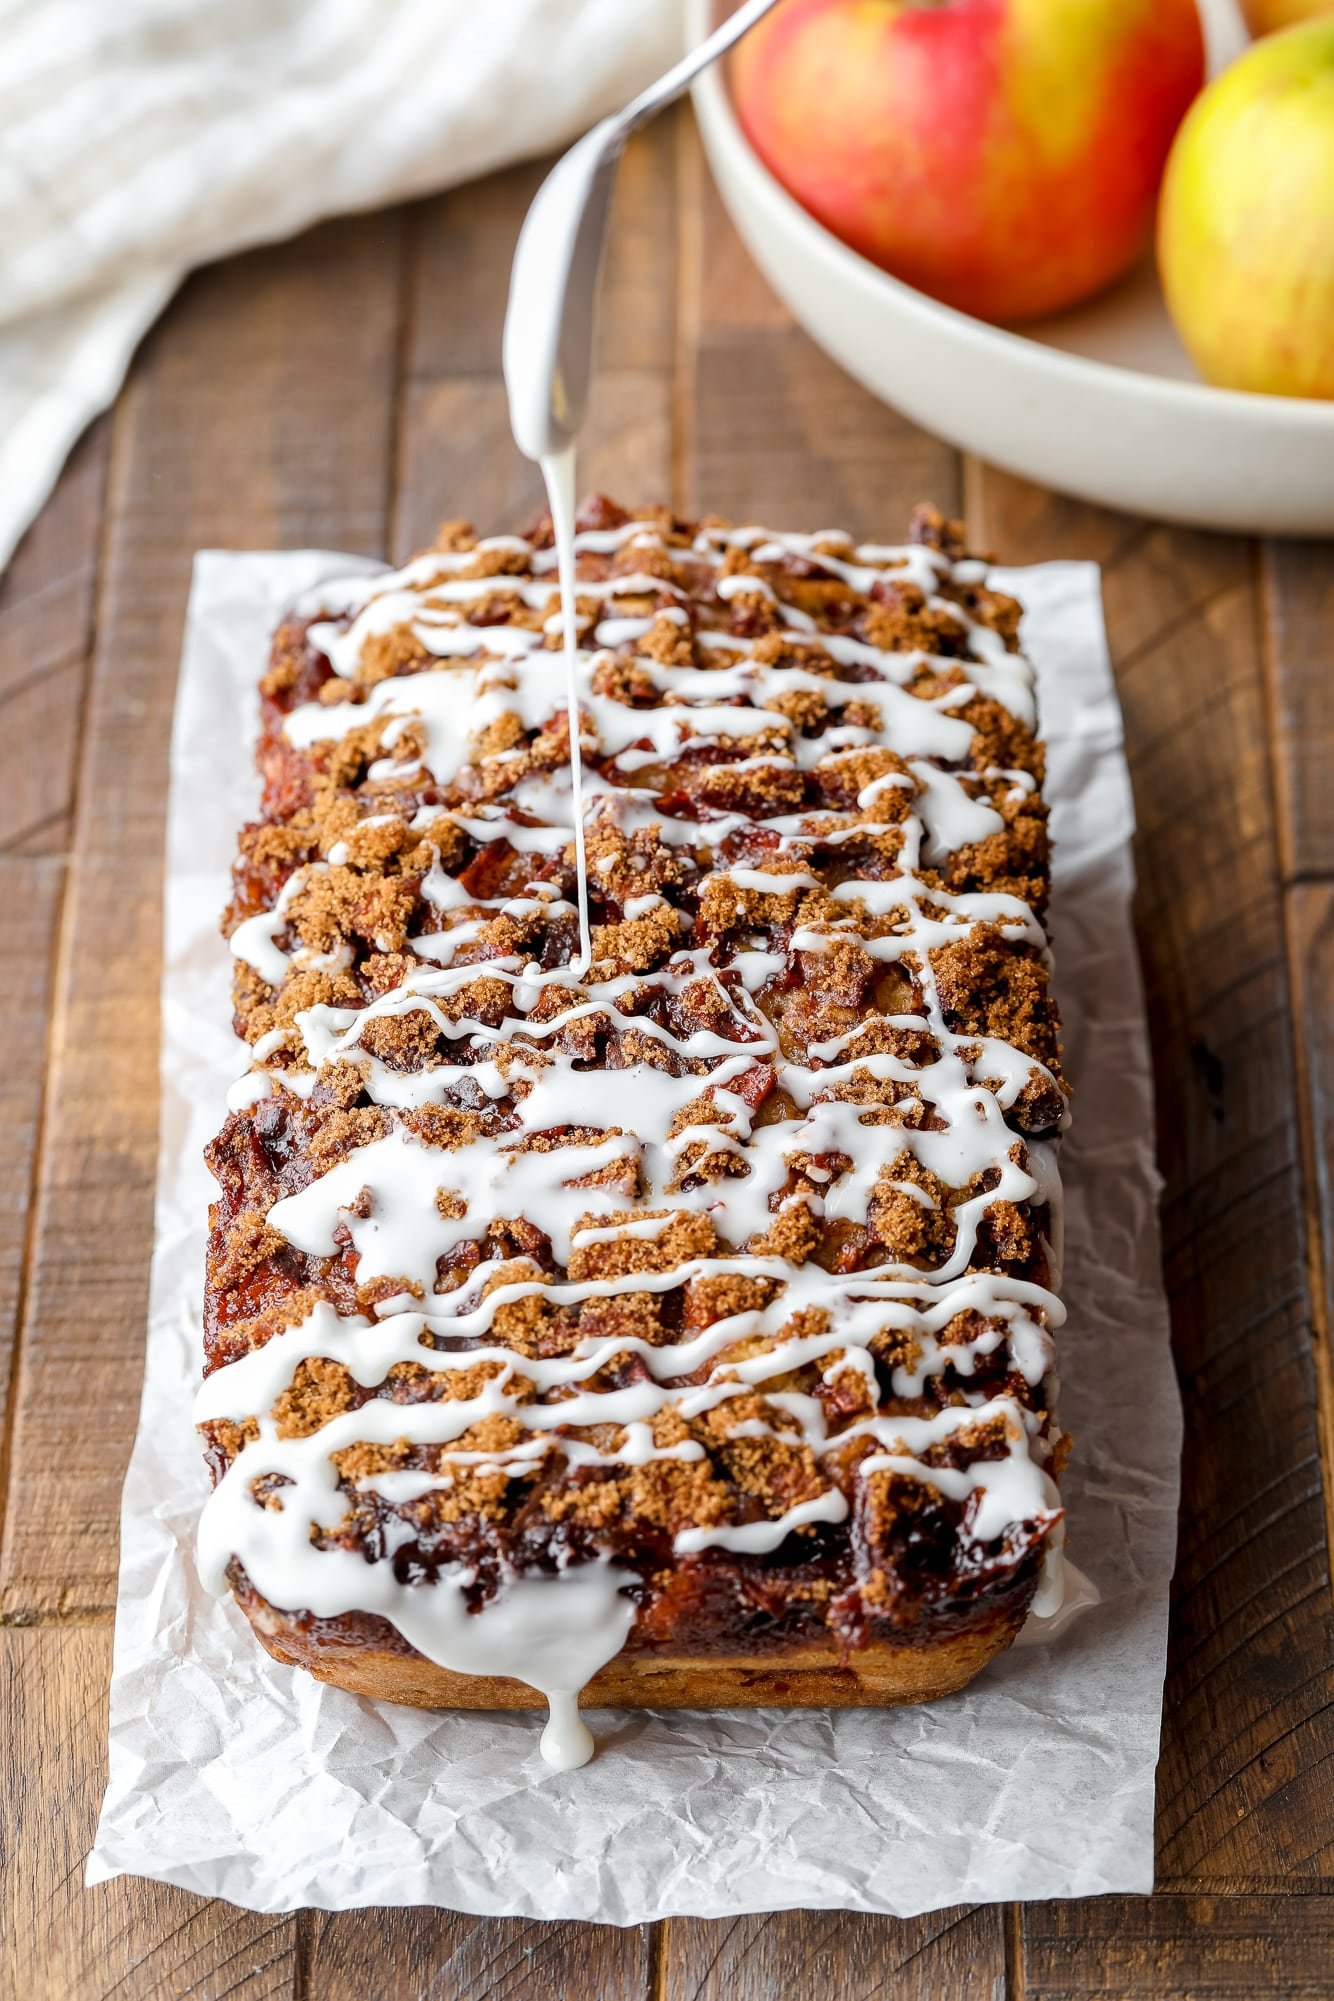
top-left (0, 0), bottom-right (685, 574)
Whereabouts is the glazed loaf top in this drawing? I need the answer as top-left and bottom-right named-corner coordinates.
top-left (196, 497), bottom-right (1070, 1739)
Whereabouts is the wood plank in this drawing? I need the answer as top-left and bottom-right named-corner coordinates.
top-left (659, 1907), bottom-right (1005, 2001)
top-left (408, 161), bottom-right (549, 381)
top-left (596, 112), bottom-right (680, 377)
top-left (1264, 540), bottom-right (1334, 884)
top-left (0, 659), bottom-right (84, 855)
top-left (305, 1910), bottom-right (653, 2001)
top-left (394, 122), bottom-right (679, 558)
top-left (1267, 532), bottom-right (1334, 1636)
top-left (0, 858), bottom-right (65, 1509)
top-left (679, 120), bottom-right (959, 530)
top-left (0, 420), bottom-right (109, 1571)
top-left (1, 1623), bottom-right (294, 2000)
top-left (968, 464), bottom-right (1334, 1886)
top-left (395, 370), bottom-right (674, 561)
top-left (1019, 1894), bottom-right (1334, 2000)
top-left (0, 858), bottom-right (64, 1388)
top-left (0, 210), bottom-right (405, 1620)
top-left (1284, 881), bottom-right (1334, 1572)
top-left (693, 133), bottom-right (792, 338)
top-left (407, 118), bottom-right (677, 388)
top-left (0, 417), bottom-right (108, 708)
top-left (688, 323), bottom-right (961, 532)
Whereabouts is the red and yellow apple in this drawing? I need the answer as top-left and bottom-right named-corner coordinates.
top-left (731, 0), bottom-right (1205, 325)
top-left (1157, 21), bottom-right (1334, 399)
top-left (1240, 0), bottom-right (1334, 40)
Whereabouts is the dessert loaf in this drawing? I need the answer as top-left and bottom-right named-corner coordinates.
top-left (196, 497), bottom-right (1072, 1767)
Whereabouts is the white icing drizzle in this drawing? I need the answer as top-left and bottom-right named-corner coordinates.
top-left (205, 505), bottom-right (1083, 1769)
top-left (541, 445), bottom-right (593, 977)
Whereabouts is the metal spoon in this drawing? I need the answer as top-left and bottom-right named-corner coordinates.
top-left (504, 0), bottom-right (781, 464)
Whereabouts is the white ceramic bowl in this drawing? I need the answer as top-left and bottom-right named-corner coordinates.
top-left (689, 0), bottom-right (1334, 536)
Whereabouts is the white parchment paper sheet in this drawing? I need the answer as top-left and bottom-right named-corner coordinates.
top-left (88, 549), bottom-right (1180, 1920)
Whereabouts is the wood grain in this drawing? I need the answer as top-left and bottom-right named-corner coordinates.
top-left (0, 420), bottom-right (110, 1585)
top-left (305, 1911), bottom-right (653, 2001)
top-left (1265, 540), bottom-right (1334, 884)
top-left (1269, 549), bottom-right (1334, 1606)
top-left (394, 122), bottom-right (679, 561)
top-left (1018, 1894), bottom-right (1334, 2000)
top-left (1284, 880), bottom-right (1334, 1583)
top-left (0, 418), bottom-right (108, 707)
top-left (1, 1625), bottom-right (294, 2000)
top-left (395, 371), bottom-right (674, 563)
top-left (680, 125), bottom-right (961, 530)
top-left (0, 420), bottom-right (108, 860)
top-left (660, 1907), bottom-right (1006, 2001)
top-left (0, 861), bottom-right (66, 1538)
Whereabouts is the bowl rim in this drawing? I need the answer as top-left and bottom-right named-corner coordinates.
top-left (690, 17), bottom-right (1334, 438)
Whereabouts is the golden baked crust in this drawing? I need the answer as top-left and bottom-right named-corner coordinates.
top-left (197, 496), bottom-right (1070, 1724)
top-left (250, 1606), bottom-right (1025, 1711)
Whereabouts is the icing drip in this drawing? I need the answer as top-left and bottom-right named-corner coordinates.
top-left (541, 445), bottom-right (593, 977)
top-left (204, 504), bottom-right (1085, 1768)
top-left (541, 1692), bottom-right (596, 1772)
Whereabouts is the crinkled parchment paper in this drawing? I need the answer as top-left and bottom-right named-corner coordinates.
top-left (87, 550), bottom-right (1180, 1920)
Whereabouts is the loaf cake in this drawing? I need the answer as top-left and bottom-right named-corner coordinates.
top-left (196, 496), bottom-right (1072, 1767)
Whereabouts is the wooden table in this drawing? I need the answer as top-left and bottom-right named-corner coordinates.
top-left (2, 110), bottom-right (1331, 1999)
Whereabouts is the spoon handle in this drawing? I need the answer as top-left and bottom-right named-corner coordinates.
top-left (615, 0), bottom-right (782, 140)
top-left (504, 0), bottom-right (782, 464)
